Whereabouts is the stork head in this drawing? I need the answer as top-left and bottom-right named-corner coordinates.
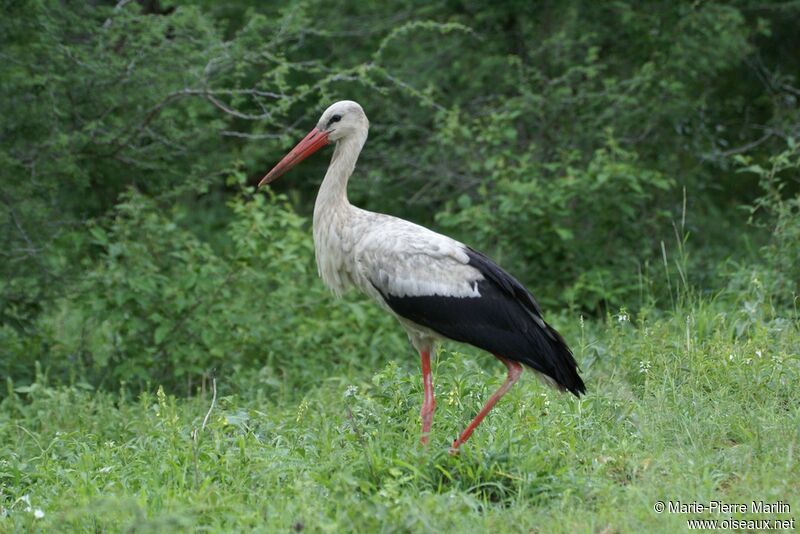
top-left (258, 100), bottom-right (369, 186)
top-left (317, 100), bottom-right (368, 142)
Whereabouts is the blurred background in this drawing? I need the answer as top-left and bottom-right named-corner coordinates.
top-left (2, 0), bottom-right (798, 394)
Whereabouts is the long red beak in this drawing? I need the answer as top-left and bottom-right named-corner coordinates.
top-left (258, 127), bottom-right (329, 187)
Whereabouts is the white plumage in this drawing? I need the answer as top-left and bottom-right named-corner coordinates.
top-left (307, 102), bottom-right (485, 350)
top-left (259, 100), bottom-right (584, 450)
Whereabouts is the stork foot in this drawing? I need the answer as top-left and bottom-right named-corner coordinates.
top-left (449, 440), bottom-right (461, 456)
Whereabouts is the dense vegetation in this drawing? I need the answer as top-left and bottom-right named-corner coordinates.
top-left (1, 1), bottom-right (798, 531)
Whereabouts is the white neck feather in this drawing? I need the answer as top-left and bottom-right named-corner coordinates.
top-left (314, 129), bottom-right (367, 215)
top-left (312, 127), bottom-right (368, 295)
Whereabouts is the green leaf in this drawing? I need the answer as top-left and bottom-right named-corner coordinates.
top-left (154, 324), bottom-right (171, 345)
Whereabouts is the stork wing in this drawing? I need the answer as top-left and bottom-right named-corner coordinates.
top-left (356, 219), bottom-right (483, 300)
top-left (355, 217), bottom-right (585, 396)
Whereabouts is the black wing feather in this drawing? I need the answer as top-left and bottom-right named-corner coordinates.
top-left (375, 247), bottom-right (586, 396)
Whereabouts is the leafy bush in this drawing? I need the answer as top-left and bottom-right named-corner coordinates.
top-left (436, 130), bottom-right (674, 312)
top-left (23, 188), bottom-right (404, 393)
top-left (2, 0), bottom-right (800, 392)
top-left (736, 141), bottom-right (800, 303)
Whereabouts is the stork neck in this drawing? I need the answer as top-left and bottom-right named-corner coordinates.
top-left (315, 131), bottom-right (366, 213)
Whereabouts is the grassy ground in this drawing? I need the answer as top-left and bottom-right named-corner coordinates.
top-left (1, 299), bottom-right (798, 533)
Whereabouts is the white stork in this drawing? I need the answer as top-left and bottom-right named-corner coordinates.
top-left (259, 100), bottom-right (585, 450)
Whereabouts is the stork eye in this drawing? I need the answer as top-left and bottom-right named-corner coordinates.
top-left (328, 114), bottom-right (342, 126)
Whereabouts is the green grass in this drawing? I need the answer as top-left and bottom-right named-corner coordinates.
top-left (1, 299), bottom-right (798, 533)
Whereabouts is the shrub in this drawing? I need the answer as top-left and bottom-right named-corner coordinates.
top-left (30, 188), bottom-right (404, 394)
top-left (736, 141), bottom-right (800, 304)
top-left (436, 129), bottom-right (673, 312)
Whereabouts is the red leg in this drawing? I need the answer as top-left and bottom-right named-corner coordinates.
top-left (419, 350), bottom-right (436, 445)
top-left (452, 355), bottom-right (522, 451)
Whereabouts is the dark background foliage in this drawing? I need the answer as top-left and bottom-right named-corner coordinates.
top-left (1, 0), bottom-right (798, 392)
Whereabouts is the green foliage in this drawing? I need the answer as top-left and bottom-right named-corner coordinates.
top-left (437, 129), bottom-right (674, 311)
top-left (1, 307), bottom-right (798, 531)
top-left (0, 0), bottom-right (798, 412)
top-left (2, 0), bottom-right (231, 332)
top-left (45, 189), bottom-right (231, 386)
top-left (2, 2), bottom-right (800, 530)
top-left (737, 141), bottom-right (800, 302)
top-left (16, 188), bottom-right (405, 392)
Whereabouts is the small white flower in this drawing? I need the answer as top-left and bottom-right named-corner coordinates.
top-left (344, 385), bottom-right (358, 399)
top-left (755, 349), bottom-right (762, 358)
top-left (33, 508), bottom-right (44, 519)
top-left (728, 354), bottom-right (734, 361)
top-left (616, 312), bottom-right (629, 323)
top-left (638, 360), bottom-right (652, 374)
